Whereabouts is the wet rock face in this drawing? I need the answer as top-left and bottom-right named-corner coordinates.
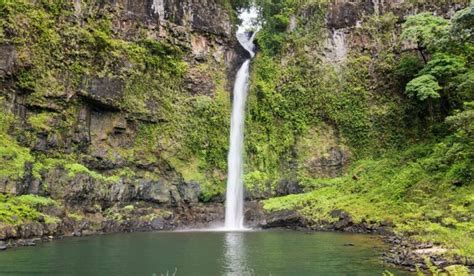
top-left (0, 45), bottom-right (16, 78)
top-left (327, 1), bottom-right (374, 29)
top-left (114, 0), bottom-right (232, 37)
top-left (306, 147), bottom-right (349, 178)
top-left (178, 181), bottom-right (200, 203)
top-left (261, 210), bottom-right (304, 229)
top-left (275, 179), bottom-right (303, 197)
top-left (79, 77), bottom-right (125, 110)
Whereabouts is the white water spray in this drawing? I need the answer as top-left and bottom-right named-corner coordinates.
top-left (224, 9), bottom-right (258, 231)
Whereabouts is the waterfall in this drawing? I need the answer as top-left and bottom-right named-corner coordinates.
top-left (332, 30), bottom-right (347, 63)
top-left (224, 9), bottom-right (258, 231)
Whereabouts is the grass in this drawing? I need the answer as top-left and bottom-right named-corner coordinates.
top-left (0, 194), bottom-right (60, 225)
top-left (263, 136), bottom-right (474, 259)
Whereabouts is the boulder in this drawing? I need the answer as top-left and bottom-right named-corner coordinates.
top-left (136, 179), bottom-right (173, 204)
top-left (262, 210), bottom-right (303, 229)
top-left (18, 222), bottom-right (44, 239)
top-left (275, 179), bottom-right (303, 197)
top-left (178, 181), bottom-right (200, 204)
top-left (330, 209), bottom-right (353, 230)
top-left (79, 77), bottom-right (124, 110)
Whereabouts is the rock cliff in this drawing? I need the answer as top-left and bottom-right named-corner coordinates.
top-left (0, 0), bottom-right (248, 240)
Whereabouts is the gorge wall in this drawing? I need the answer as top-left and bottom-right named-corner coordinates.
top-left (242, 0), bottom-right (469, 197)
top-left (0, 0), bottom-right (250, 239)
top-left (248, 0), bottom-right (473, 271)
top-left (0, 0), bottom-right (472, 264)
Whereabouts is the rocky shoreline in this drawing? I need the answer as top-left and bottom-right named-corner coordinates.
top-left (261, 209), bottom-right (474, 274)
top-left (1, 202), bottom-right (472, 274)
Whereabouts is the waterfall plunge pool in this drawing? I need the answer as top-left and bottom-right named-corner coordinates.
top-left (0, 230), bottom-right (411, 275)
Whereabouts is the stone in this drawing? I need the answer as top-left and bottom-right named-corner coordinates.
top-left (136, 179), bottom-right (172, 204)
top-left (330, 209), bottom-right (353, 230)
top-left (151, 218), bottom-right (165, 230)
top-left (307, 147), bottom-right (349, 178)
top-left (244, 201), bottom-right (266, 227)
top-left (184, 68), bottom-right (216, 96)
top-left (327, 1), bottom-right (374, 29)
top-left (178, 181), bottom-right (200, 204)
top-left (0, 45), bottom-right (16, 77)
top-left (0, 241), bottom-right (7, 251)
top-left (275, 179), bottom-right (303, 197)
top-left (262, 210), bottom-right (303, 229)
top-left (79, 77), bottom-right (124, 110)
top-left (18, 222), bottom-right (44, 239)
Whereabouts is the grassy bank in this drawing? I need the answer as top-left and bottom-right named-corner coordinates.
top-left (264, 134), bottom-right (474, 259)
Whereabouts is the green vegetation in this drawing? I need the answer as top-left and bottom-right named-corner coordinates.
top-left (0, 0), bottom-right (235, 200)
top-left (264, 133), bottom-right (473, 257)
top-left (405, 74), bottom-right (441, 101)
top-left (243, 1), bottom-right (405, 187)
top-left (0, 0), bottom-right (473, 269)
top-left (255, 2), bottom-right (473, 262)
top-left (28, 112), bottom-right (54, 132)
top-left (0, 194), bottom-right (59, 225)
top-left (0, 98), bottom-right (34, 179)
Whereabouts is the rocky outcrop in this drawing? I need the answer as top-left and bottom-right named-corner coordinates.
top-left (260, 210), bottom-right (305, 229)
top-left (321, 0), bottom-right (468, 64)
top-left (0, 45), bottom-right (16, 78)
top-left (327, 1), bottom-right (374, 30)
top-left (79, 77), bottom-right (125, 110)
top-left (0, 0), bottom-right (246, 198)
top-left (306, 147), bottom-right (349, 178)
top-left (383, 236), bottom-right (474, 273)
top-left (0, 200), bottom-right (270, 250)
top-left (258, 206), bottom-right (473, 273)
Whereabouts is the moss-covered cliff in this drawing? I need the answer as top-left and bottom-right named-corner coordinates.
top-left (246, 0), bottom-right (473, 270)
top-left (0, 0), bottom-right (473, 272)
top-left (0, 0), bottom-right (250, 238)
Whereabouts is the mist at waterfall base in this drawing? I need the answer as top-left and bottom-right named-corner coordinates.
top-left (224, 8), bottom-right (258, 231)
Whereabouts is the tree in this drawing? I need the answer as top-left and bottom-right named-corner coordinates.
top-left (445, 101), bottom-right (474, 139)
top-left (401, 13), bottom-right (450, 63)
top-left (452, 6), bottom-right (474, 44)
top-left (420, 53), bottom-right (467, 83)
top-left (405, 74), bottom-right (441, 119)
top-left (405, 74), bottom-right (441, 101)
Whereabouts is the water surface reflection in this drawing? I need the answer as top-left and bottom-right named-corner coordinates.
top-left (223, 232), bottom-right (252, 275)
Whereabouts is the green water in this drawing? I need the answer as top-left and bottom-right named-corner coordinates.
top-left (0, 230), bottom-right (410, 275)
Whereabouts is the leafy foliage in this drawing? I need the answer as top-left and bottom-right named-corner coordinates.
top-left (251, 3), bottom-right (474, 263)
top-left (264, 132), bottom-right (474, 258)
top-left (405, 74), bottom-right (441, 101)
top-left (401, 12), bottom-right (450, 53)
top-left (0, 99), bottom-right (34, 179)
top-left (0, 194), bottom-right (59, 225)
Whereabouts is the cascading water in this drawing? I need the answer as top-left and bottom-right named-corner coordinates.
top-left (224, 9), bottom-right (258, 231)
